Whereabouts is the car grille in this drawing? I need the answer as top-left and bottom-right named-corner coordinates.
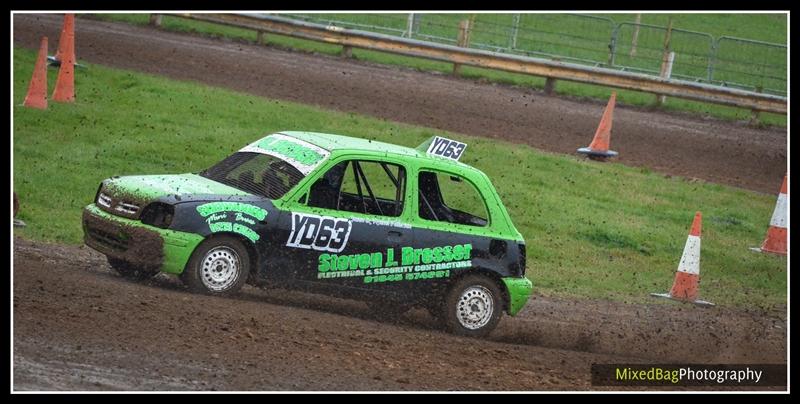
top-left (83, 208), bottom-right (165, 270)
top-left (97, 192), bottom-right (142, 219)
top-left (86, 226), bottom-right (129, 252)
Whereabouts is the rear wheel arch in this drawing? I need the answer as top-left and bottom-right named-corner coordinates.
top-left (442, 272), bottom-right (505, 337)
top-left (449, 267), bottom-right (510, 313)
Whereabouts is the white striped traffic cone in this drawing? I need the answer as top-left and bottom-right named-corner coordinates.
top-left (751, 175), bottom-right (787, 256)
top-left (651, 211), bottom-right (714, 307)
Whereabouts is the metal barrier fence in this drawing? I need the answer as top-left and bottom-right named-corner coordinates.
top-left (167, 13), bottom-right (785, 114)
top-left (492, 14), bottom-right (616, 67)
top-left (713, 36), bottom-right (787, 95)
top-left (611, 23), bottom-right (714, 81)
top-left (282, 13), bottom-right (786, 97)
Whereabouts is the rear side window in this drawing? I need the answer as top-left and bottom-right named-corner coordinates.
top-left (418, 171), bottom-right (488, 227)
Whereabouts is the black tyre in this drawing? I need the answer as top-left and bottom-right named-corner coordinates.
top-left (181, 235), bottom-right (250, 296)
top-left (108, 257), bottom-right (159, 281)
top-left (443, 275), bottom-right (503, 338)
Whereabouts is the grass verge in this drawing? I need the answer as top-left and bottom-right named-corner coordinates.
top-left (13, 47), bottom-right (787, 309)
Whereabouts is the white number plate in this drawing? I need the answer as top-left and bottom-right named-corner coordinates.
top-left (426, 136), bottom-right (467, 161)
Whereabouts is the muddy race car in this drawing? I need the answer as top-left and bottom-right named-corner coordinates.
top-left (82, 132), bottom-right (532, 336)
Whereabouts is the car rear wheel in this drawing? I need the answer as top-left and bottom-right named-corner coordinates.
top-left (181, 235), bottom-right (250, 296)
top-left (107, 257), bottom-right (159, 281)
top-left (443, 275), bottom-right (503, 338)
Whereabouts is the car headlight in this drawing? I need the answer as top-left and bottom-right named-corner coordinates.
top-left (140, 202), bottom-right (175, 229)
top-left (94, 183), bottom-right (105, 204)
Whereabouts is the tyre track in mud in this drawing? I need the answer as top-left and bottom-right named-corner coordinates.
top-left (13, 238), bottom-right (786, 390)
top-left (12, 14), bottom-right (786, 194)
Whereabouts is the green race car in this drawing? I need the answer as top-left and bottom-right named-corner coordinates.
top-left (82, 132), bottom-right (532, 337)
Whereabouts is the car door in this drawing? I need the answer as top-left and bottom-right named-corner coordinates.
top-left (400, 167), bottom-right (498, 296)
top-left (272, 155), bottom-right (414, 295)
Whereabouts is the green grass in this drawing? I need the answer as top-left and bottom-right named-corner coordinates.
top-left (13, 47), bottom-right (786, 309)
top-left (84, 13), bottom-right (786, 127)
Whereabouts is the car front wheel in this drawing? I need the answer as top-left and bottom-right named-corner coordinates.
top-left (181, 235), bottom-right (250, 296)
top-left (444, 275), bottom-right (503, 338)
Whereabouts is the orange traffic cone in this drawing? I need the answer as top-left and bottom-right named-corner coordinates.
top-left (48, 14), bottom-right (74, 67)
top-left (577, 91), bottom-right (619, 161)
top-left (52, 20), bottom-right (75, 103)
top-left (651, 211), bottom-right (714, 307)
top-left (23, 37), bottom-right (48, 110)
top-left (751, 175), bottom-right (787, 255)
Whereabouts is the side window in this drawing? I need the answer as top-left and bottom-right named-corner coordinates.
top-left (418, 171), bottom-right (488, 227)
top-left (307, 161), bottom-right (348, 210)
top-left (307, 160), bottom-right (406, 217)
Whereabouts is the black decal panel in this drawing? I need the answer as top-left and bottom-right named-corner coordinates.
top-left (286, 212), bottom-right (352, 253)
top-left (257, 209), bottom-right (523, 304)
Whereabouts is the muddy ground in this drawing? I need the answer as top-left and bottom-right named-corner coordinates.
top-left (13, 14), bottom-right (786, 194)
top-left (13, 238), bottom-right (786, 391)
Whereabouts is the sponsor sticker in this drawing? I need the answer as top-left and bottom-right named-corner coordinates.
top-left (196, 202), bottom-right (268, 243)
top-left (287, 212), bottom-right (352, 253)
top-left (240, 133), bottom-right (330, 175)
top-left (316, 243), bottom-right (473, 283)
top-left (350, 216), bottom-right (411, 229)
top-left (426, 136), bottom-right (467, 161)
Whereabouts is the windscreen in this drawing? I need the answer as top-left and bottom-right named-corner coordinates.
top-left (200, 152), bottom-right (305, 200)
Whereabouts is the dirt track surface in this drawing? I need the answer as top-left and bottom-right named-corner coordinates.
top-left (13, 238), bottom-right (786, 391)
top-left (13, 14), bottom-right (787, 194)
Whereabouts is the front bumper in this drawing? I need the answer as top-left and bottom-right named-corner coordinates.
top-left (502, 276), bottom-right (533, 316)
top-left (82, 204), bottom-right (203, 274)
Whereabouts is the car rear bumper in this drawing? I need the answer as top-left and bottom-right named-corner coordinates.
top-left (502, 276), bottom-right (533, 316)
top-left (82, 204), bottom-right (203, 274)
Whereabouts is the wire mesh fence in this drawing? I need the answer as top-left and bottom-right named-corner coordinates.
top-left (282, 13), bottom-right (410, 37)
top-left (713, 37), bottom-right (787, 95)
top-left (508, 14), bottom-right (615, 66)
top-left (611, 24), bottom-right (714, 81)
top-left (279, 13), bottom-right (786, 96)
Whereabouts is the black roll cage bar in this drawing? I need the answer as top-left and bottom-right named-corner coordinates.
top-left (336, 160), bottom-right (409, 218)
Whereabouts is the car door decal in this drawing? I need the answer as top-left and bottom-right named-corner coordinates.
top-left (316, 243), bottom-right (474, 284)
top-left (286, 212), bottom-right (352, 253)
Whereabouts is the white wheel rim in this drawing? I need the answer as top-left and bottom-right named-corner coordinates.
top-left (200, 246), bottom-right (240, 292)
top-left (456, 286), bottom-right (494, 330)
